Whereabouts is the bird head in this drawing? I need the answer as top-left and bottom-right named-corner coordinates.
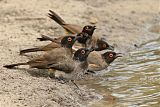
top-left (102, 51), bottom-right (122, 64)
top-left (73, 48), bottom-right (94, 62)
top-left (95, 39), bottom-right (114, 51)
top-left (61, 36), bottom-right (79, 48)
top-left (82, 25), bottom-right (96, 36)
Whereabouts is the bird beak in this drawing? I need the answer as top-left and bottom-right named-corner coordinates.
top-left (86, 48), bottom-right (95, 55)
top-left (108, 45), bottom-right (114, 51)
top-left (89, 47), bottom-right (95, 52)
top-left (93, 26), bottom-right (96, 29)
top-left (116, 53), bottom-right (123, 58)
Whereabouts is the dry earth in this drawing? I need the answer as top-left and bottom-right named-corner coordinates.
top-left (0, 0), bottom-right (160, 107)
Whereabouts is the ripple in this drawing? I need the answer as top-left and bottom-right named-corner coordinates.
top-left (92, 39), bottom-right (160, 107)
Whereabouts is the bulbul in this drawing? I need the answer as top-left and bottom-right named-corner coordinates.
top-left (87, 51), bottom-right (122, 72)
top-left (4, 48), bottom-right (93, 80)
top-left (38, 34), bottom-right (114, 52)
top-left (4, 36), bottom-right (79, 69)
top-left (49, 48), bottom-right (94, 80)
top-left (39, 25), bottom-right (96, 47)
top-left (20, 25), bottom-right (96, 54)
top-left (46, 10), bottom-right (114, 51)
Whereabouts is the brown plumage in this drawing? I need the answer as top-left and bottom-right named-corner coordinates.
top-left (20, 25), bottom-right (96, 54)
top-left (4, 48), bottom-right (94, 81)
top-left (20, 42), bottom-right (61, 54)
top-left (48, 10), bottom-right (82, 34)
top-left (5, 36), bottom-right (78, 70)
top-left (87, 51), bottom-right (122, 71)
top-left (20, 34), bottom-right (81, 54)
top-left (47, 10), bottom-right (114, 51)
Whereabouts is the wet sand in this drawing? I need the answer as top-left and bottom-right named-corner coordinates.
top-left (0, 0), bottom-right (160, 106)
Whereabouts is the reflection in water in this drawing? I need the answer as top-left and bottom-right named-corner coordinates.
top-left (89, 39), bottom-right (160, 107)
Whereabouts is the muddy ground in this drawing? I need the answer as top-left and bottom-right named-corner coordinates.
top-left (0, 0), bottom-right (160, 107)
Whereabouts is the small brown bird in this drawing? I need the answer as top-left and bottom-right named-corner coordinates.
top-left (4, 48), bottom-right (93, 81)
top-left (49, 48), bottom-right (94, 80)
top-left (4, 36), bottom-right (79, 69)
top-left (47, 10), bottom-right (114, 50)
top-left (20, 25), bottom-right (96, 54)
top-left (38, 34), bottom-right (114, 52)
top-left (87, 51), bottom-right (122, 72)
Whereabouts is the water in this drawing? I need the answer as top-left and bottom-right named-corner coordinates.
top-left (86, 38), bottom-right (160, 107)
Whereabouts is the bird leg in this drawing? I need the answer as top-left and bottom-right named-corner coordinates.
top-left (71, 80), bottom-right (79, 89)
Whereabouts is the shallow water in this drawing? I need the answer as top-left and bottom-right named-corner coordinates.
top-left (85, 38), bottom-right (160, 107)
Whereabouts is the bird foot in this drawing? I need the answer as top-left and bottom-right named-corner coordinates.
top-left (55, 77), bottom-right (69, 84)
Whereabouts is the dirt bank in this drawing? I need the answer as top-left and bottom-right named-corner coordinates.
top-left (0, 0), bottom-right (159, 107)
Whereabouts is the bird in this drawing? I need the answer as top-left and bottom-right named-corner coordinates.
top-left (4, 48), bottom-right (94, 81)
top-left (49, 48), bottom-right (94, 80)
top-left (46, 10), bottom-right (114, 51)
top-left (38, 25), bottom-right (96, 47)
top-left (37, 34), bottom-right (114, 52)
top-left (87, 51), bottom-right (122, 72)
top-left (4, 36), bottom-right (79, 70)
top-left (20, 25), bottom-right (96, 54)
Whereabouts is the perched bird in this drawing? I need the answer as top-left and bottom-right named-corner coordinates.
top-left (20, 25), bottom-right (96, 54)
top-left (4, 36), bottom-right (79, 69)
top-left (4, 48), bottom-right (94, 81)
top-left (46, 10), bottom-right (114, 50)
top-left (46, 25), bottom-right (96, 47)
top-left (38, 34), bottom-right (114, 52)
top-left (49, 48), bottom-right (94, 80)
top-left (87, 51), bottom-right (122, 72)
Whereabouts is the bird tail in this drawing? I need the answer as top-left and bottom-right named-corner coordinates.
top-left (3, 63), bottom-right (27, 69)
top-left (48, 10), bottom-right (66, 25)
top-left (37, 35), bottom-right (55, 42)
top-left (20, 48), bottom-right (41, 54)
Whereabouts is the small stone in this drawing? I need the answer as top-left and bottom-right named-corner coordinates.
top-left (89, 17), bottom-right (98, 24)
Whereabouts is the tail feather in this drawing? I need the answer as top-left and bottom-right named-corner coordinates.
top-left (37, 35), bottom-right (55, 42)
top-left (3, 63), bottom-right (27, 69)
top-left (48, 10), bottom-right (66, 25)
top-left (20, 48), bottom-right (41, 54)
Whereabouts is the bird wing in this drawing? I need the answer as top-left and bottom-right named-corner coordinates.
top-left (40, 42), bottom-right (61, 51)
top-left (48, 62), bottom-right (74, 73)
top-left (62, 24), bottom-right (82, 34)
top-left (28, 48), bottom-right (69, 69)
top-left (87, 51), bottom-right (108, 71)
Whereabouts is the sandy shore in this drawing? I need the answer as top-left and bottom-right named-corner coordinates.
top-left (0, 0), bottom-right (159, 107)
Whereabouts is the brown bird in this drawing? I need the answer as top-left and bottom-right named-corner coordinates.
top-left (38, 34), bottom-right (114, 52)
top-left (38, 25), bottom-right (96, 47)
top-left (87, 51), bottom-right (122, 72)
top-left (4, 48), bottom-right (93, 81)
top-left (49, 48), bottom-right (94, 80)
top-left (46, 10), bottom-right (114, 51)
top-left (4, 36), bottom-right (79, 69)
top-left (20, 25), bottom-right (96, 54)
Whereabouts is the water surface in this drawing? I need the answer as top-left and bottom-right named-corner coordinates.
top-left (87, 38), bottom-right (160, 107)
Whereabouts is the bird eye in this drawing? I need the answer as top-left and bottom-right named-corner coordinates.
top-left (103, 44), bottom-right (106, 48)
top-left (85, 26), bottom-right (89, 30)
top-left (109, 53), bottom-right (113, 58)
top-left (81, 50), bottom-right (85, 54)
top-left (68, 37), bottom-right (72, 42)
